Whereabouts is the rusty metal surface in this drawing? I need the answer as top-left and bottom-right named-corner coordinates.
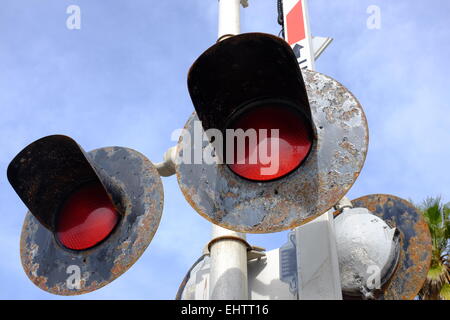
top-left (19, 145), bottom-right (164, 295)
top-left (176, 69), bottom-right (369, 233)
top-left (349, 194), bottom-right (432, 300)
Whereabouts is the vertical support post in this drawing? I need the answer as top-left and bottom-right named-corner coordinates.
top-left (295, 211), bottom-right (342, 299)
top-left (218, 0), bottom-right (241, 40)
top-left (209, 226), bottom-right (248, 299)
top-left (209, 0), bottom-right (248, 301)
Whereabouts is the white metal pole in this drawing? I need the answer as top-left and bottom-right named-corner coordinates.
top-left (209, 0), bottom-right (248, 301)
top-left (218, 0), bottom-right (241, 40)
top-left (209, 226), bottom-right (248, 299)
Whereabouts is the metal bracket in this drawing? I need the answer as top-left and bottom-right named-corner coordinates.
top-left (204, 240), bottom-right (266, 261)
top-left (334, 196), bottom-right (353, 212)
top-left (247, 245), bottom-right (266, 261)
top-left (240, 0), bottom-right (249, 8)
top-left (155, 146), bottom-right (177, 177)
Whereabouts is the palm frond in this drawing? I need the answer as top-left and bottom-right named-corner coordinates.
top-left (443, 203), bottom-right (450, 219)
top-left (416, 196), bottom-right (450, 300)
top-left (423, 198), bottom-right (442, 227)
top-left (444, 220), bottom-right (450, 241)
top-left (439, 283), bottom-right (450, 300)
top-left (420, 263), bottom-right (450, 300)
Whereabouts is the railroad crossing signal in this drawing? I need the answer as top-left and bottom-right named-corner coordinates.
top-left (7, 135), bottom-right (164, 295)
top-left (176, 32), bottom-right (369, 233)
top-left (4, 1), bottom-right (431, 301)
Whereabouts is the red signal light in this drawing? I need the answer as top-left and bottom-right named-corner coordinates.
top-left (56, 182), bottom-right (120, 251)
top-left (227, 103), bottom-right (313, 181)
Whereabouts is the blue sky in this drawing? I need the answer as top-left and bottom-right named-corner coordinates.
top-left (1, 0), bottom-right (449, 299)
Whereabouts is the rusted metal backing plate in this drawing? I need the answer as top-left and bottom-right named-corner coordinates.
top-left (20, 146), bottom-right (164, 295)
top-left (176, 69), bottom-right (369, 233)
top-left (349, 194), bottom-right (432, 300)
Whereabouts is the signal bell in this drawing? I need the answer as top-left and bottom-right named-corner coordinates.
top-left (177, 33), bottom-right (369, 233)
top-left (7, 135), bottom-right (164, 295)
top-left (334, 194), bottom-right (432, 300)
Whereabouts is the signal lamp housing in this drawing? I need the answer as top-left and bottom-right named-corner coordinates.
top-left (179, 32), bottom-right (369, 233)
top-left (7, 135), bottom-right (164, 295)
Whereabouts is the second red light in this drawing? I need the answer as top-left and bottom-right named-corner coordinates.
top-left (56, 182), bottom-right (119, 251)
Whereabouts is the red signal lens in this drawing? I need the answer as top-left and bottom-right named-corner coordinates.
top-left (56, 182), bottom-right (119, 251)
top-left (227, 103), bottom-right (313, 181)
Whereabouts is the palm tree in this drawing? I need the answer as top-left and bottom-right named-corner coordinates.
top-left (416, 197), bottom-right (450, 300)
